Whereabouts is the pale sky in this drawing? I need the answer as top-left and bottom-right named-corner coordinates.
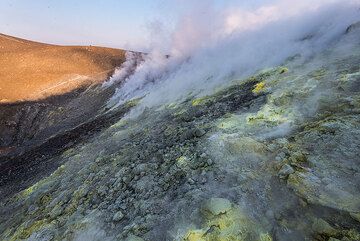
top-left (0, 0), bottom-right (270, 51)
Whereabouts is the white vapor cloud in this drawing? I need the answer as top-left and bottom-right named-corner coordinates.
top-left (224, 0), bottom-right (340, 33)
top-left (109, 0), bottom-right (360, 110)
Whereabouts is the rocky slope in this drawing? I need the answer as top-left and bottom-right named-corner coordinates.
top-left (1, 25), bottom-right (360, 241)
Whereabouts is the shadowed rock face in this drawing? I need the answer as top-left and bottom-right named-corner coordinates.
top-left (0, 34), bottom-right (142, 201)
top-left (0, 86), bottom-right (136, 200)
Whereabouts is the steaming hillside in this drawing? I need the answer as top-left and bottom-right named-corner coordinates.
top-left (1, 2), bottom-right (360, 241)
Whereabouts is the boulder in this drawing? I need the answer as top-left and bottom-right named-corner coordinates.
top-left (203, 198), bottom-right (232, 215)
top-left (113, 211), bottom-right (125, 222)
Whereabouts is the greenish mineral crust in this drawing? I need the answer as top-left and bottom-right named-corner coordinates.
top-left (182, 198), bottom-right (270, 241)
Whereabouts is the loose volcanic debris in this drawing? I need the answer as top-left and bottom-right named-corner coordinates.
top-left (1, 28), bottom-right (360, 241)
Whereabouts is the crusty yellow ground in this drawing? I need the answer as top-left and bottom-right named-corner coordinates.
top-left (0, 33), bottom-right (126, 103)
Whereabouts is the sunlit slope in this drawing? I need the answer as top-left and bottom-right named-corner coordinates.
top-left (0, 33), bottom-right (126, 103)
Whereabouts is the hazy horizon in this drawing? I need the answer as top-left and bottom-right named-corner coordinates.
top-left (0, 0), bottom-right (271, 51)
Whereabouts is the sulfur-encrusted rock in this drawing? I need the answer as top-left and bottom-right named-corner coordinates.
top-left (113, 211), bottom-right (125, 222)
top-left (312, 218), bottom-right (337, 236)
top-left (182, 199), bottom-right (271, 241)
top-left (278, 164), bottom-right (294, 179)
top-left (27, 226), bottom-right (55, 241)
top-left (49, 205), bottom-right (64, 219)
top-left (203, 198), bottom-right (232, 216)
top-left (193, 128), bottom-right (206, 138)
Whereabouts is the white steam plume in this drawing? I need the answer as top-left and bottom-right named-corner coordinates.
top-left (109, 0), bottom-right (360, 109)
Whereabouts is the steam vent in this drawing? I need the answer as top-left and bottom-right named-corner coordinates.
top-left (1, 1), bottom-right (360, 241)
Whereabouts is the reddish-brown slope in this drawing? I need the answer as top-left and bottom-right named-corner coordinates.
top-left (0, 33), bottom-right (126, 103)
